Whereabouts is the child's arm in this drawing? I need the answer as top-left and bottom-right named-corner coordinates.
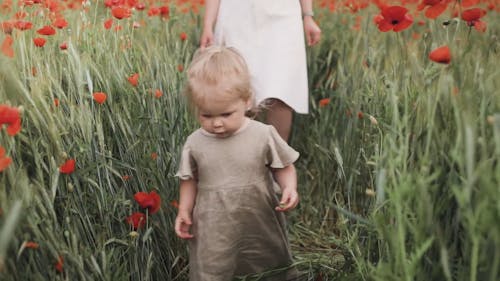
top-left (273, 164), bottom-right (299, 212)
top-left (200, 0), bottom-right (220, 49)
top-left (174, 179), bottom-right (197, 239)
top-left (299, 0), bottom-right (322, 46)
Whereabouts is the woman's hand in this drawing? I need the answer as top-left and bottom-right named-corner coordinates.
top-left (303, 17), bottom-right (321, 46)
top-left (275, 186), bottom-right (300, 212)
top-left (200, 0), bottom-right (219, 49)
top-left (200, 28), bottom-right (214, 50)
top-left (175, 211), bottom-right (194, 239)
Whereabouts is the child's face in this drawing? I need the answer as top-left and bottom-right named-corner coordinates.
top-left (196, 93), bottom-right (250, 138)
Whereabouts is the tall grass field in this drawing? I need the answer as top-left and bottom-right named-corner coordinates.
top-left (0, 0), bottom-right (499, 280)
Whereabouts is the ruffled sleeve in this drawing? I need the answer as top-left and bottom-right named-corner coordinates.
top-left (175, 145), bottom-right (197, 180)
top-left (266, 125), bottom-right (299, 168)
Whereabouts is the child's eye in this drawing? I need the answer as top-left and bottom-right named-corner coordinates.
top-left (221, 112), bottom-right (232, 117)
top-left (201, 114), bottom-right (212, 118)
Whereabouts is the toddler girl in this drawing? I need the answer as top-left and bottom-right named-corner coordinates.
top-left (175, 46), bottom-right (302, 280)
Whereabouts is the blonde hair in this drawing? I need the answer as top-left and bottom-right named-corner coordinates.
top-left (184, 46), bottom-right (254, 110)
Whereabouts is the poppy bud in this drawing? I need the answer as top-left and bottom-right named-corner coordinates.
top-left (369, 115), bottom-right (378, 125)
top-left (365, 188), bottom-right (376, 197)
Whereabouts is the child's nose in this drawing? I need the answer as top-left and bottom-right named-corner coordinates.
top-left (212, 118), bottom-right (223, 127)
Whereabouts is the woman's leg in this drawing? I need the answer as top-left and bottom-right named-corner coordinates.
top-left (265, 99), bottom-right (293, 142)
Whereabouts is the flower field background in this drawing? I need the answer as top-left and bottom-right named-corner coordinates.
top-left (0, 0), bottom-right (499, 280)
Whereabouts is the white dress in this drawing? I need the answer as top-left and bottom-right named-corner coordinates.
top-left (214, 0), bottom-right (309, 114)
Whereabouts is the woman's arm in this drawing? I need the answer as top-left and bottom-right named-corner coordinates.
top-left (299, 0), bottom-right (322, 46)
top-left (174, 178), bottom-right (197, 239)
top-left (200, 0), bottom-right (220, 49)
top-left (273, 164), bottom-right (299, 212)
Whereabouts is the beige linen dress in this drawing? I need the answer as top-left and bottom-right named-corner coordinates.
top-left (213, 0), bottom-right (309, 113)
top-left (177, 119), bottom-right (300, 280)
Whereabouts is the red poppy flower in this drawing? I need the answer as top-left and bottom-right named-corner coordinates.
top-left (104, 18), bottom-right (113, 29)
top-left (111, 6), bottom-right (132, 19)
top-left (59, 159), bottom-right (75, 174)
top-left (461, 0), bottom-right (479, 8)
top-left (429, 45), bottom-right (451, 64)
top-left (23, 241), bottom-right (39, 249)
top-left (318, 98), bottom-right (331, 107)
top-left (54, 98), bottom-right (60, 107)
top-left (0, 105), bottom-right (20, 124)
top-left (151, 152), bottom-right (158, 160)
top-left (1, 21), bottom-right (14, 34)
top-left (59, 42), bottom-right (67, 50)
top-left (127, 73), bottom-right (139, 86)
top-left (44, 0), bottom-right (59, 12)
top-left (37, 25), bottom-right (56, 35)
top-left (18, 0), bottom-right (31, 6)
top-left (53, 17), bottom-right (68, 29)
top-left (461, 8), bottom-right (487, 32)
top-left (159, 6), bottom-right (169, 18)
top-left (170, 200), bottom-right (179, 209)
top-left (471, 21), bottom-right (487, 32)
top-left (154, 89), bottom-right (163, 98)
top-left (180, 32), bottom-right (187, 41)
top-left (127, 0), bottom-right (139, 8)
top-left (93, 92), bottom-right (107, 104)
top-left (33, 37), bottom-right (46, 47)
top-left (417, 0), bottom-right (448, 19)
top-left (147, 7), bottom-right (160, 16)
top-left (1, 35), bottom-right (14, 58)
top-left (461, 8), bottom-right (487, 22)
top-left (14, 20), bottom-right (32, 31)
top-left (15, 11), bottom-right (28, 20)
top-left (135, 3), bottom-right (145, 10)
top-left (126, 212), bottom-right (146, 230)
top-left (55, 256), bottom-right (64, 273)
top-left (134, 191), bottom-right (161, 214)
top-left (103, 0), bottom-right (114, 8)
top-left (374, 6), bottom-right (413, 32)
top-left (0, 145), bottom-right (12, 172)
top-left (0, 104), bottom-right (21, 136)
top-left (177, 64), bottom-right (184, 72)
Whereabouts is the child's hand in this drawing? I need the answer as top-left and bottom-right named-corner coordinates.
top-left (275, 187), bottom-right (299, 212)
top-left (175, 211), bottom-right (194, 239)
top-left (303, 17), bottom-right (321, 46)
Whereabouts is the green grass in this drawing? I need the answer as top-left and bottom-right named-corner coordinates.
top-left (1, 1), bottom-right (499, 280)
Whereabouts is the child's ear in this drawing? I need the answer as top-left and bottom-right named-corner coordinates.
top-left (245, 98), bottom-right (253, 110)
